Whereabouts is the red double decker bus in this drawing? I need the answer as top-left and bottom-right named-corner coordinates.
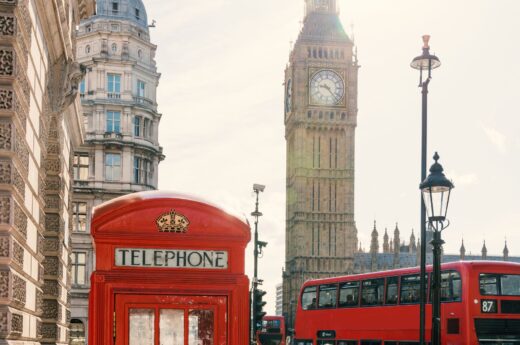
top-left (257, 316), bottom-right (287, 345)
top-left (294, 261), bottom-right (520, 345)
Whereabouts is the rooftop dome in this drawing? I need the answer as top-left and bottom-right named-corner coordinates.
top-left (96, 0), bottom-right (148, 29)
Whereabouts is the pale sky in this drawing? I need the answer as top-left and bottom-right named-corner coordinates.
top-left (148, 0), bottom-right (520, 313)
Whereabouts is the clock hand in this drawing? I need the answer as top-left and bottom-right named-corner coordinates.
top-left (322, 85), bottom-right (340, 103)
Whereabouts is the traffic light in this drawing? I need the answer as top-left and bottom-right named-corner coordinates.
top-left (253, 289), bottom-right (267, 333)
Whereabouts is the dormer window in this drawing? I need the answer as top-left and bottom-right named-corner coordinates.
top-left (135, 8), bottom-right (140, 20)
top-left (112, 2), bottom-right (119, 15)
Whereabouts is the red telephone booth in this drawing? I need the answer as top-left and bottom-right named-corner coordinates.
top-left (88, 191), bottom-right (251, 345)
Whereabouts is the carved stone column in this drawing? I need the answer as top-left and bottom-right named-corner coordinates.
top-left (41, 55), bottom-right (85, 345)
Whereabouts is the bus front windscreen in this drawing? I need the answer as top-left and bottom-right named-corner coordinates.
top-left (480, 274), bottom-right (520, 296)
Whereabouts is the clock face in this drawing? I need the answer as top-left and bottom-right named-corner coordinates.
top-left (310, 70), bottom-right (345, 106)
top-left (285, 79), bottom-right (292, 114)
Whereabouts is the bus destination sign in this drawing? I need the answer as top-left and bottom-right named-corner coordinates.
top-left (115, 248), bottom-right (228, 269)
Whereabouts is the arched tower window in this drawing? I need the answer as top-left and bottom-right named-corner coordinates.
top-left (111, 43), bottom-right (117, 52)
top-left (85, 45), bottom-right (91, 54)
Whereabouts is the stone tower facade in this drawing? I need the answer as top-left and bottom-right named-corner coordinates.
top-left (69, 1), bottom-right (164, 342)
top-left (0, 0), bottom-right (94, 343)
top-left (282, 0), bottom-right (358, 327)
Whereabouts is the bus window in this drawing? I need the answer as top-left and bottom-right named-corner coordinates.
top-left (317, 341), bottom-right (335, 345)
top-left (361, 279), bottom-right (384, 306)
top-left (501, 275), bottom-right (520, 296)
top-left (479, 274), bottom-right (498, 295)
top-left (302, 286), bottom-right (317, 310)
top-left (438, 271), bottom-right (462, 302)
top-left (319, 284), bottom-right (338, 308)
top-left (338, 341), bottom-right (357, 345)
top-left (361, 341), bottom-right (381, 345)
top-left (339, 281), bottom-right (359, 307)
top-left (400, 274), bottom-right (421, 304)
top-left (385, 277), bottom-right (398, 305)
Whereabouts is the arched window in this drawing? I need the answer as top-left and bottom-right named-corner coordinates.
top-left (70, 319), bottom-right (85, 345)
top-left (341, 112), bottom-right (346, 120)
top-left (138, 49), bottom-right (143, 59)
top-left (111, 43), bottom-right (117, 52)
top-left (330, 112), bottom-right (334, 120)
top-left (319, 111), bottom-right (323, 119)
top-left (85, 45), bottom-right (91, 54)
top-left (308, 111), bottom-right (312, 119)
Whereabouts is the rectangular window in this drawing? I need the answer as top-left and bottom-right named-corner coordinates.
top-left (137, 80), bottom-right (146, 97)
top-left (134, 157), bottom-right (151, 185)
top-left (480, 274), bottom-right (520, 296)
top-left (318, 284), bottom-right (337, 308)
top-left (400, 274), bottom-right (422, 304)
top-left (301, 286), bottom-right (317, 310)
top-left (73, 153), bottom-right (89, 180)
top-left (338, 281), bottom-right (359, 307)
top-left (105, 153), bottom-right (121, 181)
top-left (107, 73), bottom-right (121, 98)
top-left (79, 79), bottom-right (86, 97)
top-left (106, 111), bottom-right (121, 133)
top-left (143, 118), bottom-right (152, 138)
top-left (134, 157), bottom-right (140, 183)
top-left (135, 8), bottom-right (140, 20)
top-left (112, 2), bottom-right (119, 14)
top-left (437, 271), bottom-right (462, 302)
top-left (134, 116), bottom-right (141, 136)
top-left (501, 275), bottom-right (520, 296)
top-left (361, 278), bottom-right (384, 306)
top-left (72, 202), bottom-right (87, 232)
top-left (72, 252), bottom-right (87, 285)
top-left (385, 276), bottom-right (399, 305)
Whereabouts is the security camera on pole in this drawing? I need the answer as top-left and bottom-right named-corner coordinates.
top-left (251, 184), bottom-right (268, 343)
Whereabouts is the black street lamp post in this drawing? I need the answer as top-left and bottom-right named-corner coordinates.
top-left (420, 153), bottom-right (454, 345)
top-left (251, 183), bottom-right (267, 343)
top-left (410, 35), bottom-right (441, 345)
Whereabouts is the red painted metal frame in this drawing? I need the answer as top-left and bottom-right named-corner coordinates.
top-left (88, 191), bottom-right (251, 345)
top-left (294, 261), bottom-right (520, 344)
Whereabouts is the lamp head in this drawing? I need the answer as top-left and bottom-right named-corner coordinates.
top-left (410, 34), bottom-right (441, 71)
top-left (253, 184), bottom-right (265, 193)
top-left (420, 152), bottom-right (454, 225)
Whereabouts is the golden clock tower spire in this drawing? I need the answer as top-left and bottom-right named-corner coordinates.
top-left (283, 0), bottom-right (358, 328)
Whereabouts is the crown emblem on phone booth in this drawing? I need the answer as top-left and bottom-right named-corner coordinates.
top-left (156, 210), bottom-right (190, 233)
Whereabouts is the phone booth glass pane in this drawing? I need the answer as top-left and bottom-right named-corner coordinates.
top-left (129, 309), bottom-right (154, 345)
top-left (189, 309), bottom-right (214, 345)
top-left (160, 309), bottom-right (185, 345)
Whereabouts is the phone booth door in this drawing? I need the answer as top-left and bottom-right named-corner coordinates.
top-left (115, 295), bottom-right (227, 345)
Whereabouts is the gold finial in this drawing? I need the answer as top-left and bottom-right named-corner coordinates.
top-left (422, 35), bottom-right (431, 49)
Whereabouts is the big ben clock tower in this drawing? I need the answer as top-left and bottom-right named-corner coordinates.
top-left (283, 0), bottom-right (359, 327)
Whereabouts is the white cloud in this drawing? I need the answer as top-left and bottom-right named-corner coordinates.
top-left (480, 123), bottom-right (508, 155)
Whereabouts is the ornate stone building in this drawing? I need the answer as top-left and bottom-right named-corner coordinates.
top-left (0, 0), bottom-right (95, 343)
top-left (282, 0), bottom-right (359, 327)
top-left (69, 0), bottom-right (164, 342)
top-left (353, 222), bottom-right (520, 273)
